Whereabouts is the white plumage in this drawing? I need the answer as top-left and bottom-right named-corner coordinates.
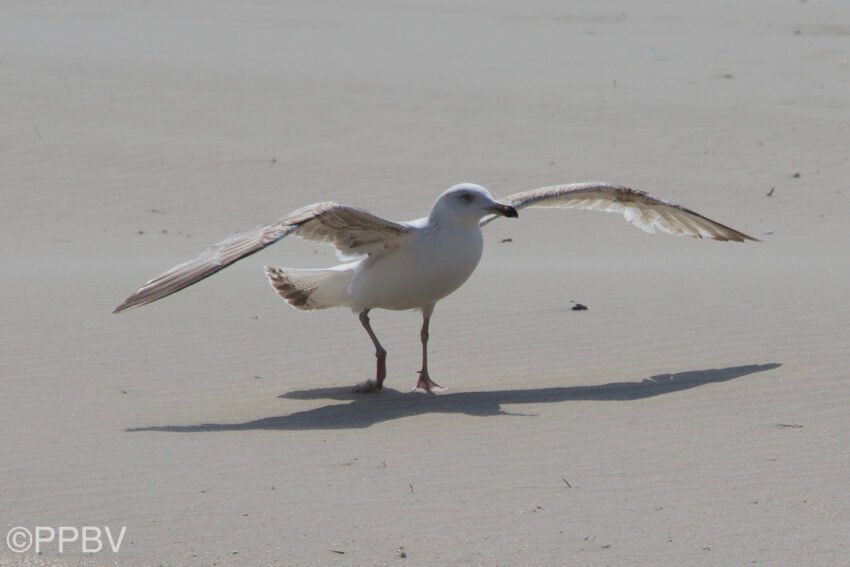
top-left (114, 182), bottom-right (756, 392)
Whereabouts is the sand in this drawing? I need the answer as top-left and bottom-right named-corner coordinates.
top-left (2, 0), bottom-right (848, 565)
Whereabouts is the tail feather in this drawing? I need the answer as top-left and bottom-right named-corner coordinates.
top-left (264, 266), bottom-right (352, 310)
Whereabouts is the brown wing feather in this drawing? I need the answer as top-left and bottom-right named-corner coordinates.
top-left (113, 202), bottom-right (409, 313)
top-left (484, 182), bottom-right (758, 242)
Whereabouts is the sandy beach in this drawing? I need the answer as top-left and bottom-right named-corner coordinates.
top-left (2, 0), bottom-right (848, 565)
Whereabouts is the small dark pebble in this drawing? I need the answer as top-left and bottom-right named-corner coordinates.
top-left (137, 230), bottom-right (144, 235)
top-left (571, 303), bottom-right (588, 311)
top-left (792, 172), bottom-right (801, 178)
top-left (501, 238), bottom-right (513, 243)
top-left (330, 550), bottom-right (345, 555)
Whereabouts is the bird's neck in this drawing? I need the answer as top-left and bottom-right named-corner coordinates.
top-left (427, 211), bottom-right (481, 231)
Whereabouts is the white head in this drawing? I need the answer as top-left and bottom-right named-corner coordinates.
top-left (429, 183), bottom-right (518, 227)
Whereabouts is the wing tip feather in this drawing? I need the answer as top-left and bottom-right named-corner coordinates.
top-left (112, 292), bottom-right (152, 314)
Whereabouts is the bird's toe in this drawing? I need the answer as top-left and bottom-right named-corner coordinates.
top-left (412, 375), bottom-right (446, 394)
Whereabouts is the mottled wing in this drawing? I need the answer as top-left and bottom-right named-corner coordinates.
top-left (113, 202), bottom-right (409, 313)
top-left (291, 203), bottom-right (410, 256)
top-left (482, 182), bottom-right (757, 242)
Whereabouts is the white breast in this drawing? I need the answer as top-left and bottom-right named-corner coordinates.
top-left (349, 222), bottom-right (484, 312)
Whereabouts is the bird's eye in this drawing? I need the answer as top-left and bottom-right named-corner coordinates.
top-left (460, 193), bottom-right (473, 203)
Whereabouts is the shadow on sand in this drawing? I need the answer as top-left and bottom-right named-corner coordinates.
top-left (128, 363), bottom-right (780, 432)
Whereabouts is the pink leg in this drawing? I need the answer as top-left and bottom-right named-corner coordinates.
top-left (356, 309), bottom-right (387, 392)
top-left (414, 304), bottom-right (444, 393)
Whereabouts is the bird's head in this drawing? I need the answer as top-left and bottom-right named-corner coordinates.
top-left (429, 183), bottom-right (518, 227)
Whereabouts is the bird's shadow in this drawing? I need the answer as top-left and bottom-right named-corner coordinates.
top-left (128, 363), bottom-right (780, 432)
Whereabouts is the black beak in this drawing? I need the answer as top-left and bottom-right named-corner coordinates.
top-left (487, 203), bottom-right (519, 218)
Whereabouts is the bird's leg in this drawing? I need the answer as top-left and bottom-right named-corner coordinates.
top-left (414, 304), bottom-right (444, 393)
top-left (355, 309), bottom-right (387, 393)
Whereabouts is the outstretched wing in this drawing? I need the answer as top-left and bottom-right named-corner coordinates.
top-left (113, 202), bottom-right (410, 313)
top-left (482, 182), bottom-right (757, 242)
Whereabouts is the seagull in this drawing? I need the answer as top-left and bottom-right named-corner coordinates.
top-left (114, 182), bottom-right (757, 393)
